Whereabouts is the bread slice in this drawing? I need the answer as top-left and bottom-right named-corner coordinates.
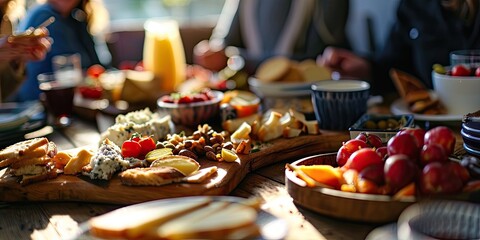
top-left (277, 64), bottom-right (304, 83)
top-left (10, 156), bottom-right (51, 169)
top-left (389, 68), bottom-right (446, 115)
top-left (404, 90), bottom-right (431, 105)
top-left (155, 201), bottom-right (259, 239)
top-left (255, 56), bottom-right (291, 82)
top-left (89, 197), bottom-right (212, 239)
top-left (20, 162), bottom-right (57, 186)
top-left (0, 138), bottom-right (49, 167)
top-left (390, 69), bottom-right (427, 98)
top-left (119, 166), bottom-right (186, 186)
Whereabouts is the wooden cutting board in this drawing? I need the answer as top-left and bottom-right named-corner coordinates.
top-left (0, 131), bottom-right (349, 204)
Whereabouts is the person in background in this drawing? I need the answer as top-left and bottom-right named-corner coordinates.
top-left (0, 0), bottom-right (51, 102)
top-left (12, 0), bottom-right (110, 101)
top-left (317, 0), bottom-right (480, 96)
top-left (194, 0), bottom-right (350, 75)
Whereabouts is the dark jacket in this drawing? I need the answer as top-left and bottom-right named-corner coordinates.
top-left (371, 0), bottom-right (480, 95)
top-left (13, 4), bottom-right (100, 101)
top-left (212, 0), bottom-right (350, 74)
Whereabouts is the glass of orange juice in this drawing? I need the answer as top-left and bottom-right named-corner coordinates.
top-left (143, 18), bottom-right (186, 92)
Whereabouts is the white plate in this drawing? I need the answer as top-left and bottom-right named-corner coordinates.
top-left (70, 196), bottom-right (288, 240)
top-left (390, 98), bottom-right (463, 122)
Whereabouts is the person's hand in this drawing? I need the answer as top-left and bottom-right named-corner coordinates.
top-left (0, 27), bottom-right (52, 63)
top-left (193, 40), bottom-right (228, 72)
top-left (317, 47), bottom-right (371, 80)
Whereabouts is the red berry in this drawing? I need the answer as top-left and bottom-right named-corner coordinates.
top-left (451, 64), bottom-right (471, 76)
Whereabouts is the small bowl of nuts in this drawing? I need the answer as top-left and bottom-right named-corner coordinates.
top-left (349, 114), bottom-right (415, 143)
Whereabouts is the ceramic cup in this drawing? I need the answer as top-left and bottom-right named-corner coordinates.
top-left (311, 80), bottom-right (370, 130)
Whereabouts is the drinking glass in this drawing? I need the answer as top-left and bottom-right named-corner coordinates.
top-left (98, 70), bottom-right (126, 106)
top-left (52, 53), bottom-right (83, 85)
top-left (450, 49), bottom-right (480, 68)
top-left (38, 72), bottom-right (77, 128)
top-left (143, 18), bottom-right (186, 91)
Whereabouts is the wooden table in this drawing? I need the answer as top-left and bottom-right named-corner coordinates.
top-left (0, 113), bottom-right (386, 240)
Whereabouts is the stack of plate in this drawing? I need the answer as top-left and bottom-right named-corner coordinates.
top-left (0, 101), bottom-right (47, 148)
top-left (248, 77), bottom-right (317, 117)
top-left (461, 121), bottom-right (480, 157)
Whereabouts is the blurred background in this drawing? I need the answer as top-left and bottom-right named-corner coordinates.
top-left (23, 0), bottom-right (400, 66)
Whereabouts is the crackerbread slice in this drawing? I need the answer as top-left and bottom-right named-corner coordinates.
top-left (404, 90), bottom-right (431, 105)
top-left (119, 166), bottom-right (186, 186)
top-left (390, 68), bottom-right (428, 98)
top-left (0, 138), bottom-right (49, 168)
top-left (390, 68), bottom-right (446, 115)
top-left (19, 162), bottom-right (58, 186)
top-left (255, 56), bottom-right (291, 82)
top-left (10, 156), bottom-right (51, 169)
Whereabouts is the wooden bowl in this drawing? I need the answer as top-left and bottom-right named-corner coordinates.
top-left (285, 153), bottom-right (415, 223)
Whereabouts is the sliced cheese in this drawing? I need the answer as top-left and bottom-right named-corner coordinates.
top-left (89, 197), bottom-right (212, 239)
top-left (156, 201), bottom-right (258, 239)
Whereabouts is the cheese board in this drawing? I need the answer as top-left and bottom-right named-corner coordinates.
top-left (0, 131), bottom-right (350, 204)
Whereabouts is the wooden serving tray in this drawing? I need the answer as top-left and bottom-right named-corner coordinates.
top-left (0, 131), bottom-right (350, 204)
top-left (285, 153), bottom-right (415, 224)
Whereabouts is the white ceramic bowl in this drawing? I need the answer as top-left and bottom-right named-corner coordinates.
top-left (432, 69), bottom-right (480, 115)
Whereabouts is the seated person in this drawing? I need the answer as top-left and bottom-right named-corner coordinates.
top-left (194, 0), bottom-right (350, 75)
top-left (12, 0), bottom-right (109, 102)
top-left (0, 0), bottom-right (51, 102)
top-left (317, 0), bottom-right (480, 96)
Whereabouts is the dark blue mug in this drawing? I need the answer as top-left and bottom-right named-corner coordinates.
top-left (311, 80), bottom-right (370, 130)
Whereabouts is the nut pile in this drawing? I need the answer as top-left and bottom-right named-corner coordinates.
top-left (156, 124), bottom-right (236, 161)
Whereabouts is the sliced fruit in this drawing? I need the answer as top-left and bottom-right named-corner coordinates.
top-left (296, 165), bottom-right (344, 189)
top-left (340, 184), bottom-right (356, 193)
top-left (221, 148), bottom-right (238, 162)
top-left (145, 148), bottom-right (173, 163)
top-left (286, 163), bottom-right (319, 188)
top-left (356, 178), bottom-right (379, 194)
top-left (393, 182), bottom-right (416, 200)
top-left (150, 155), bottom-right (200, 176)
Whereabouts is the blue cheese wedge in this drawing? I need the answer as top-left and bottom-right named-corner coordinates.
top-left (85, 139), bottom-right (129, 180)
top-left (100, 108), bottom-right (172, 147)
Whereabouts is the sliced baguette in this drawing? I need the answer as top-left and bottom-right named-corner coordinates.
top-left (0, 138), bottom-right (49, 167)
top-left (10, 156), bottom-right (51, 169)
top-left (119, 166), bottom-right (186, 186)
top-left (89, 197), bottom-right (212, 239)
